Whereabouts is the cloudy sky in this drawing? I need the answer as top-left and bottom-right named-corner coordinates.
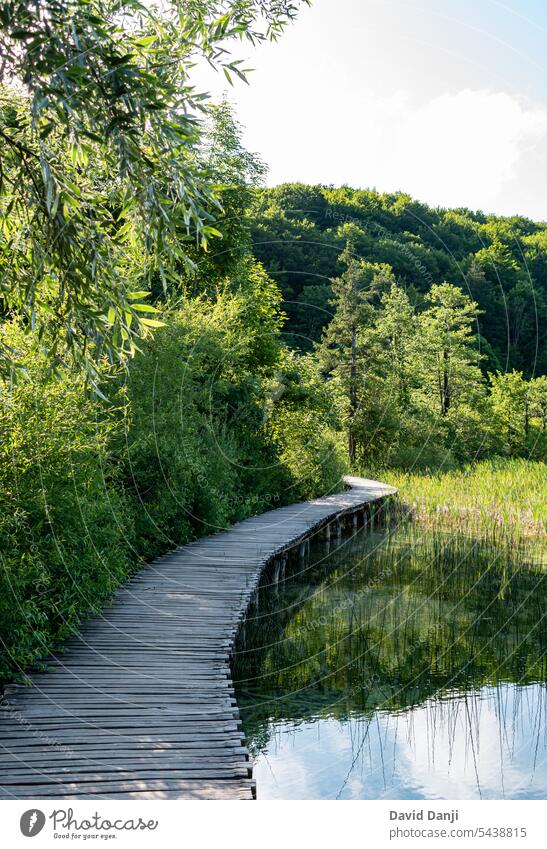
top-left (198, 0), bottom-right (547, 220)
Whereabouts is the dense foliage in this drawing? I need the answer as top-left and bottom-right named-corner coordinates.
top-left (0, 2), bottom-right (307, 376)
top-left (251, 184), bottom-right (547, 376)
top-left (0, 1), bottom-right (339, 685)
top-left (0, 280), bottom-right (346, 683)
top-left (250, 185), bottom-right (547, 468)
top-left (316, 250), bottom-right (546, 467)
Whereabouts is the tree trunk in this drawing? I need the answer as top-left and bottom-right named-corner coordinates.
top-left (348, 322), bottom-right (357, 463)
top-left (441, 349), bottom-right (450, 415)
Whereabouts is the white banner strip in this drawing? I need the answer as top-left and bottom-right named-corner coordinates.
top-left (2, 799), bottom-right (546, 848)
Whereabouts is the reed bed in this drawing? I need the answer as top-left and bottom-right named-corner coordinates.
top-left (381, 459), bottom-right (546, 540)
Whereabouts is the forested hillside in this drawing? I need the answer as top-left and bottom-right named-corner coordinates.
top-left (251, 184), bottom-right (547, 376)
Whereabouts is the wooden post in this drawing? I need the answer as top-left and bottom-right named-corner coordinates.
top-left (280, 553), bottom-right (286, 585)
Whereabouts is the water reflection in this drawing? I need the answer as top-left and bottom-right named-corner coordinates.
top-left (233, 523), bottom-right (547, 799)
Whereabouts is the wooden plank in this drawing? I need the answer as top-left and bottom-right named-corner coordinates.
top-left (0, 476), bottom-right (394, 800)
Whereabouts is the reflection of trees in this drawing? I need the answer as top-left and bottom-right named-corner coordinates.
top-left (233, 527), bottom-right (547, 747)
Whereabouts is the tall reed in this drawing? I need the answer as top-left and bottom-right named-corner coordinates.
top-left (380, 459), bottom-right (546, 540)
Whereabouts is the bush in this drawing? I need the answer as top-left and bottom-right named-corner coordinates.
top-left (0, 276), bottom-right (346, 684)
top-left (122, 285), bottom-right (294, 559)
top-left (0, 321), bottom-right (134, 681)
top-left (267, 352), bottom-right (348, 499)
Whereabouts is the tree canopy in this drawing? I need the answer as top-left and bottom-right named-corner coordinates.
top-left (0, 0), bottom-right (308, 377)
top-left (250, 184), bottom-right (547, 376)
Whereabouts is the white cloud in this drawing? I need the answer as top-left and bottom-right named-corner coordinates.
top-left (258, 88), bottom-right (547, 219)
top-left (380, 90), bottom-right (547, 215)
top-left (194, 0), bottom-right (547, 220)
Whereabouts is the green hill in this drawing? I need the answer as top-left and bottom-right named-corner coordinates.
top-left (251, 184), bottom-right (547, 376)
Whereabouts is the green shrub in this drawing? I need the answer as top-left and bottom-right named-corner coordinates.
top-left (122, 286), bottom-right (294, 558)
top-left (267, 352), bottom-right (348, 499)
top-left (0, 321), bottom-right (134, 681)
top-left (0, 275), bottom-right (346, 684)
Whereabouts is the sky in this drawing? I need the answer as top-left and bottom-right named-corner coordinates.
top-left (196, 0), bottom-right (547, 220)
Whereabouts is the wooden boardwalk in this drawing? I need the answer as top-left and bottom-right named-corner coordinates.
top-left (0, 477), bottom-right (395, 800)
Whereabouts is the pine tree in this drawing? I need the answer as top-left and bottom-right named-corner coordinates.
top-left (317, 243), bottom-right (393, 461)
top-left (418, 283), bottom-right (483, 416)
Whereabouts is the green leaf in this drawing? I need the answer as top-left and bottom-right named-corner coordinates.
top-left (132, 303), bottom-right (160, 312)
top-left (134, 35), bottom-right (157, 47)
top-left (140, 318), bottom-right (165, 328)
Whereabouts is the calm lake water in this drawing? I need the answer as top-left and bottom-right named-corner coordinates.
top-left (233, 521), bottom-right (547, 799)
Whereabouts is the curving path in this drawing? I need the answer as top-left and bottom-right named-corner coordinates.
top-left (0, 476), bottom-right (395, 800)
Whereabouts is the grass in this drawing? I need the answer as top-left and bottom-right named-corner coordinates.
top-left (380, 459), bottom-right (546, 539)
